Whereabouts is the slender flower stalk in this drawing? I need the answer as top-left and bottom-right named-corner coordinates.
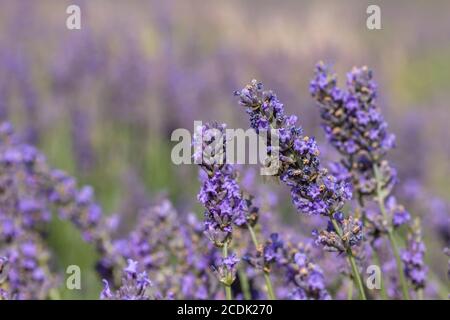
top-left (222, 243), bottom-right (232, 300)
top-left (374, 165), bottom-right (410, 299)
top-left (237, 268), bottom-right (251, 300)
top-left (246, 223), bottom-right (276, 300)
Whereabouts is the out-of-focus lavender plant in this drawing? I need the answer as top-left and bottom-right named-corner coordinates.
top-left (444, 248), bottom-right (450, 284)
top-left (0, 49), bottom-right (40, 145)
top-left (98, 199), bottom-right (222, 299)
top-left (0, 122), bottom-right (56, 299)
top-left (0, 235), bottom-right (55, 300)
top-left (51, 30), bottom-right (106, 173)
top-left (235, 80), bottom-right (366, 299)
top-left (0, 121), bottom-right (115, 299)
top-left (400, 221), bottom-right (428, 296)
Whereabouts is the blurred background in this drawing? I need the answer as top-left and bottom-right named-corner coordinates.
top-left (0, 0), bottom-right (449, 298)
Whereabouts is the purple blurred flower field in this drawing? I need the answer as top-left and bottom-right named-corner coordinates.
top-left (0, 0), bottom-right (449, 300)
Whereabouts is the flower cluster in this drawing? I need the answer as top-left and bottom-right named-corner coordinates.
top-left (244, 233), bottom-right (284, 273)
top-left (0, 235), bottom-right (55, 300)
top-left (212, 254), bottom-right (240, 287)
top-left (310, 62), bottom-right (395, 161)
top-left (235, 81), bottom-right (362, 254)
top-left (101, 259), bottom-right (155, 300)
top-left (400, 229), bottom-right (428, 290)
top-left (99, 200), bottom-right (221, 299)
top-left (386, 197), bottom-right (411, 228)
top-left (235, 80), bottom-right (365, 298)
top-left (0, 122), bottom-right (113, 299)
top-left (281, 242), bottom-right (331, 300)
top-left (235, 80), bottom-right (352, 217)
top-left (310, 62), bottom-right (396, 197)
top-left (195, 123), bottom-right (248, 247)
top-left (50, 172), bottom-right (110, 247)
top-left (0, 122), bottom-right (56, 299)
top-left (314, 215), bottom-right (363, 253)
top-left (0, 52), bottom-right (445, 300)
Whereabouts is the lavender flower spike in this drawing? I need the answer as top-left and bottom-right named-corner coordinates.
top-left (196, 122), bottom-right (247, 247)
top-left (212, 254), bottom-right (240, 287)
top-left (310, 62), bottom-right (425, 299)
top-left (235, 80), bottom-right (366, 299)
top-left (235, 80), bottom-right (353, 217)
top-left (195, 122), bottom-right (247, 299)
top-left (401, 222), bottom-right (428, 293)
top-left (100, 259), bottom-right (156, 300)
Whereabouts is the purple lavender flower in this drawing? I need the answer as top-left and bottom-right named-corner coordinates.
top-left (386, 196), bottom-right (411, 228)
top-left (0, 122), bottom-right (58, 299)
top-left (263, 234), bottom-right (284, 266)
top-left (212, 254), bottom-right (240, 287)
top-left (99, 200), bottom-right (221, 299)
top-left (243, 233), bottom-right (284, 273)
top-left (0, 235), bottom-right (55, 300)
top-left (235, 80), bottom-right (352, 217)
top-left (100, 259), bottom-right (155, 300)
top-left (195, 123), bottom-right (248, 247)
top-left (235, 80), bottom-right (367, 299)
top-left (314, 216), bottom-right (363, 253)
top-left (282, 243), bottom-right (331, 300)
top-left (310, 63), bottom-right (395, 160)
top-left (234, 81), bottom-right (359, 251)
top-left (310, 63), bottom-right (428, 298)
top-left (0, 121), bottom-right (116, 298)
top-left (400, 228), bottom-right (428, 290)
top-left (310, 62), bottom-right (396, 198)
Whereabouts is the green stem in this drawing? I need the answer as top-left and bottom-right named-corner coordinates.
top-left (348, 249), bottom-right (367, 300)
top-left (48, 288), bottom-right (61, 300)
top-left (347, 279), bottom-right (353, 300)
top-left (373, 164), bottom-right (410, 300)
top-left (247, 224), bottom-right (259, 250)
top-left (417, 288), bottom-right (424, 300)
top-left (222, 243), bottom-right (232, 300)
top-left (388, 231), bottom-right (410, 300)
top-left (331, 218), bottom-right (367, 300)
top-left (238, 269), bottom-right (251, 300)
top-left (263, 272), bottom-right (276, 300)
top-left (247, 224), bottom-right (276, 300)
